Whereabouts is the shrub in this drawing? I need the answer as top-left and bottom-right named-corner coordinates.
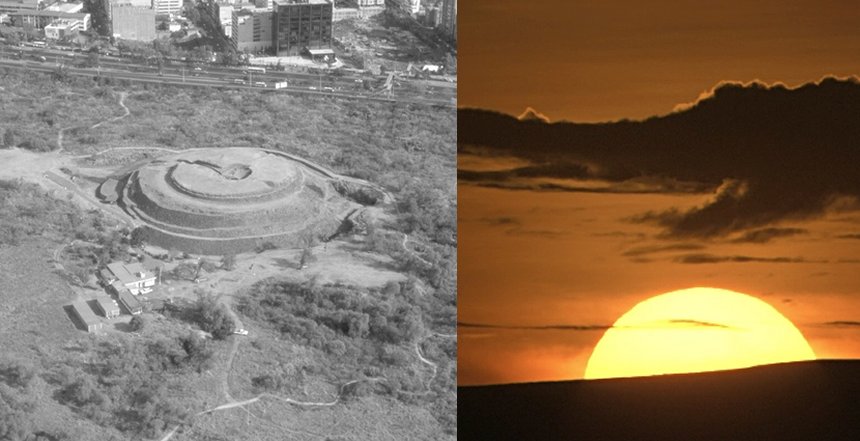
top-left (0, 360), bottom-right (36, 389)
top-left (220, 254), bottom-right (236, 271)
top-left (191, 292), bottom-right (235, 340)
top-left (129, 315), bottom-right (145, 332)
top-left (18, 138), bottom-right (51, 152)
top-left (251, 374), bottom-right (281, 391)
top-left (255, 241), bottom-right (277, 253)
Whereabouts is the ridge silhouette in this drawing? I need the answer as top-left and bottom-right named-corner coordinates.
top-left (458, 359), bottom-right (860, 441)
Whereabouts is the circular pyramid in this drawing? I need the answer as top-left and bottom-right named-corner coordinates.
top-left (119, 148), bottom-right (357, 254)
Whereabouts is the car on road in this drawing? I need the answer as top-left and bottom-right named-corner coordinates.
top-left (323, 86), bottom-right (334, 92)
top-left (233, 329), bottom-right (249, 336)
top-left (233, 79), bottom-right (246, 84)
top-left (254, 81), bottom-right (266, 88)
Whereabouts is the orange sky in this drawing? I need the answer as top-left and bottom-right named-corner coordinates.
top-left (458, 173), bottom-right (860, 385)
top-left (458, 0), bottom-right (860, 386)
top-left (460, 0), bottom-right (860, 122)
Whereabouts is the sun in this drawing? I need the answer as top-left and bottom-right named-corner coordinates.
top-left (584, 287), bottom-right (816, 380)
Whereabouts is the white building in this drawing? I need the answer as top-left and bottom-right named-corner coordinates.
top-left (153, 0), bottom-right (182, 15)
top-left (45, 1), bottom-right (84, 13)
top-left (44, 17), bottom-right (81, 39)
top-left (231, 5), bottom-right (271, 53)
top-left (106, 262), bottom-right (157, 295)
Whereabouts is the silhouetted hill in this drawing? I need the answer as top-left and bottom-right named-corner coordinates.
top-left (458, 360), bottom-right (860, 441)
top-left (458, 77), bottom-right (860, 239)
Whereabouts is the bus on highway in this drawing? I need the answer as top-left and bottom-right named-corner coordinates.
top-left (245, 66), bottom-right (266, 74)
top-left (30, 41), bottom-right (47, 48)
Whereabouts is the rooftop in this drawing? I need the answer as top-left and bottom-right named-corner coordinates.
top-left (47, 18), bottom-right (80, 27)
top-left (95, 296), bottom-right (120, 312)
top-left (9, 9), bottom-right (89, 19)
top-left (45, 2), bottom-right (83, 13)
top-left (117, 290), bottom-right (141, 309)
top-left (274, 0), bottom-right (330, 5)
top-left (107, 262), bottom-right (154, 285)
top-left (71, 300), bottom-right (100, 325)
top-left (307, 48), bottom-right (334, 55)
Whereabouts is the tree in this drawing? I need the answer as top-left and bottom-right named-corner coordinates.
top-left (170, 262), bottom-right (197, 281)
top-left (82, 0), bottom-right (110, 36)
top-left (128, 227), bottom-right (146, 247)
top-left (129, 315), bottom-right (145, 332)
top-left (198, 258), bottom-right (217, 274)
top-left (192, 292), bottom-right (235, 340)
top-left (1, 130), bottom-right (15, 148)
top-left (220, 254), bottom-right (236, 271)
top-left (183, 1), bottom-right (201, 26)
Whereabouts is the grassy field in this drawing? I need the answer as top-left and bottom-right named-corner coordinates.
top-left (0, 69), bottom-right (455, 439)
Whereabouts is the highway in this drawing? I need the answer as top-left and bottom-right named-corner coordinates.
top-left (0, 44), bottom-right (456, 108)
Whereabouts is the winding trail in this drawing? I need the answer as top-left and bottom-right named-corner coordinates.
top-left (415, 342), bottom-right (438, 389)
top-left (90, 92), bottom-right (129, 129)
top-left (158, 378), bottom-right (381, 441)
top-left (55, 92), bottom-right (129, 153)
top-left (401, 232), bottom-right (432, 267)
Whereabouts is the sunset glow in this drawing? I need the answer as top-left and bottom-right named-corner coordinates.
top-left (584, 287), bottom-right (816, 379)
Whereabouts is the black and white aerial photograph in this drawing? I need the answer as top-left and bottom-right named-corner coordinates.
top-left (0, 0), bottom-right (456, 438)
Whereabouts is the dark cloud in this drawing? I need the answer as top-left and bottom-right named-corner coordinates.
top-left (479, 216), bottom-right (521, 226)
top-left (665, 319), bottom-right (732, 329)
top-left (672, 253), bottom-right (810, 264)
top-left (457, 322), bottom-right (609, 331)
top-left (504, 228), bottom-right (567, 238)
top-left (459, 166), bottom-right (708, 194)
top-left (459, 77), bottom-right (860, 239)
top-left (458, 319), bottom-right (735, 331)
top-left (821, 321), bottom-right (860, 327)
top-left (622, 243), bottom-right (705, 257)
top-left (730, 227), bottom-right (808, 243)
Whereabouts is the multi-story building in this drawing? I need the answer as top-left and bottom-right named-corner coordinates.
top-left (272, 0), bottom-right (332, 56)
top-left (109, 2), bottom-right (156, 41)
top-left (106, 261), bottom-right (157, 295)
top-left (45, 2), bottom-right (84, 13)
top-left (45, 18), bottom-right (84, 39)
top-left (152, 0), bottom-right (182, 15)
top-left (439, 0), bottom-right (454, 43)
top-left (204, 0), bottom-right (233, 37)
top-left (252, 0), bottom-right (271, 10)
top-left (231, 5), bottom-right (271, 53)
top-left (123, 0), bottom-right (153, 7)
top-left (407, 0), bottom-right (418, 14)
top-left (0, 0), bottom-right (36, 15)
top-left (8, 10), bottom-right (90, 30)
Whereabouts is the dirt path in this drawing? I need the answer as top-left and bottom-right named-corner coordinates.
top-left (415, 342), bottom-right (438, 389)
top-left (217, 295), bottom-right (243, 402)
top-left (89, 92), bottom-right (129, 130)
top-left (55, 91), bottom-right (128, 154)
top-left (157, 378), bottom-right (377, 441)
